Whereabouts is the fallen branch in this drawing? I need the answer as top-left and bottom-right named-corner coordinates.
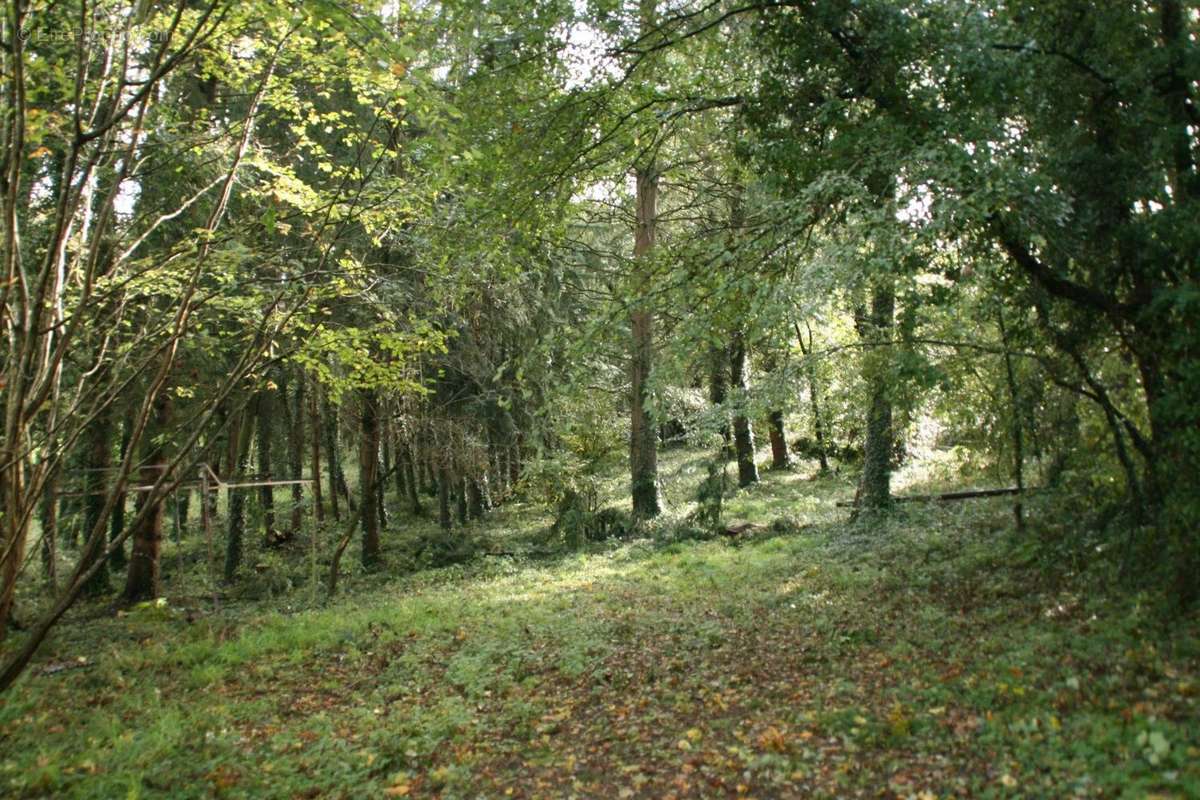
top-left (836, 486), bottom-right (1031, 508)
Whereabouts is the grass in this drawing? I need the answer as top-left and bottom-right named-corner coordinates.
top-left (1, 446), bottom-right (1197, 798)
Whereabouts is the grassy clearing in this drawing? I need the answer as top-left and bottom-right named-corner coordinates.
top-left (1, 448), bottom-right (1197, 799)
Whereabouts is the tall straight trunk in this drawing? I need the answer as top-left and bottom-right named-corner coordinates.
top-left (323, 395), bottom-right (342, 520)
top-left (39, 468), bottom-right (58, 588)
top-left (489, 437), bottom-right (505, 502)
top-left (797, 323), bottom-right (831, 474)
top-left (456, 475), bottom-right (468, 526)
top-left (630, 163), bottom-right (661, 519)
top-left (418, 452), bottom-right (432, 495)
top-left (376, 457), bottom-right (388, 530)
top-left (760, 347), bottom-right (791, 470)
top-left (283, 369), bottom-right (305, 534)
top-left (376, 420), bottom-right (389, 530)
top-left (224, 406), bottom-right (255, 582)
top-left (507, 443), bottom-right (520, 486)
top-left (997, 309), bottom-right (1026, 532)
top-left (467, 478), bottom-right (484, 520)
top-left (80, 414), bottom-right (114, 596)
top-left (123, 468), bottom-right (168, 603)
top-left (858, 283), bottom-right (896, 512)
top-left (391, 430), bottom-right (406, 504)
top-left (401, 443), bottom-right (422, 515)
top-left (173, 490), bottom-right (190, 542)
top-left (257, 388), bottom-right (275, 539)
top-left (729, 328), bottom-right (759, 487)
top-left (382, 422), bottom-right (394, 508)
top-left (108, 418), bottom-right (132, 569)
top-left (308, 380), bottom-right (323, 523)
top-left (359, 390), bottom-right (381, 568)
top-left (437, 466), bottom-right (452, 532)
top-left (708, 343), bottom-right (731, 450)
top-left (202, 410), bottom-right (223, 527)
top-left (0, 458), bottom-right (26, 637)
top-left (767, 410), bottom-right (791, 470)
top-left (123, 397), bottom-right (172, 602)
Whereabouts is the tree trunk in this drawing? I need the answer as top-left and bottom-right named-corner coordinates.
top-left (437, 466), bottom-right (452, 532)
top-left (223, 405), bottom-right (255, 582)
top-left (80, 414), bottom-right (114, 596)
top-left (708, 343), bottom-right (731, 451)
top-left (172, 491), bottom-right (190, 543)
top-left (730, 329), bottom-right (759, 487)
top-left (283, 369), bottom-right (305, 534)
top-left (123, 468), bottom-right (168, 603)
top-left (377, 457), bottom-right (389, 530)
top-left (456, 475), bottom-right (468, 526)
top-left (422, 456), bottom-right (435, 496)
top-left (768, 410), bottom-right (791, 470)
top-left (489, 437), bottom-right (506, 502)
top-left (0, 462), bottom-right (26, 639)
top-left (797, 323), bottom-right (831, 474)
top-left (359, 390), bottom-right (381, 568)
top-left (630, 163), bottom-right (662, 519)
top-left (467, 478), bottom-right (484, 520)
top-left (39, 466), bottom-right (58, 589)
top-left (323, 395), bottom-right (342, 520)
top-left (391, 430), bottom-right (406, 505)
top-left (257, 387), bottom-right (276, 541)
top-left (109, 419), bottom-right (132, 570)
top-left (309, 380), bottom-right (324, 523)
top-left (381, 421), bottom-right (394, 521)
top-left (401, 443), bottom-right (422, 515)
top-left (857, 283), bottom-right (896, 512)
top-left (123, 397), bottom-right (172, 603)
top-left (997, 309), bottom-right (1026, 532)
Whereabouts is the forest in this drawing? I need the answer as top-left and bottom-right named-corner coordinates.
top-left (1, 0), bottom-right (1198, 797)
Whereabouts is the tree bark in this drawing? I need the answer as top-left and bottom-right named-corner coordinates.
top-left (80, 415), bottom-right (114, 596)
top-left (437, 466), bottom-right (452, 532)
top-left (283, 369), bottom-right (305, 534)
top-left (797, 322), bottom-right (831, 474)
top-left (39, 464), bottom-right (58, 589)
top-left (630, 163), bottom-right (662, 519)
top-left (172, 491), bottom-right (190, 543)
top-left (308, 380), bottom-right (324, 523)
top-left (467, 478), bottom-right (485, 520)
top-left (456, 475), bottom-right (468, 526)
top-left (857, 283), bottom-right (896, 512)
top-left (708, 343), bottom-right (731, 451)
top-left (323, 395), bottom-right (342, 520)
top-left (223, 405), bottom-right (255, 582)
top-left (123, 397), bottom-right (172, 603)
top-left (360, 390), bottom-right (381, 568)
top-left (997, 309), bottom-right (1026, 532)
top-left (257, 387), bottom-right (276, 541)
top-left (729, 329), bottom-right (759, 487)
top-left (768, 410), bottom-right (791, 470)
top-left (401, 442), bottom-right (422, 515)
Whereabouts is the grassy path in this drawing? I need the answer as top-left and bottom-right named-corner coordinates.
top-left (1, 455), bottom-right (1197, 798)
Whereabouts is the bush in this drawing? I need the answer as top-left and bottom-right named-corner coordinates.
top-left (549, 490), bottom-right (632, 549)
top-left (413, 528), bottom-right (485, 569)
